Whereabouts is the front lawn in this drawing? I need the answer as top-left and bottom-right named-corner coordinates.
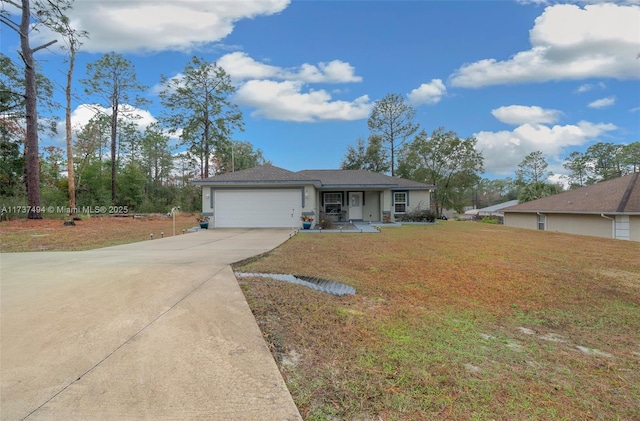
top-left (235, 222), bottom-right (640, 420)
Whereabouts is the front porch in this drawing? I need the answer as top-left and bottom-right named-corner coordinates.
top-left (315, 189), bottom-right (387, 224)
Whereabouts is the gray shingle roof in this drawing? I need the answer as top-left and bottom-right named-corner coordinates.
top-left (193, 165), bottom-right (435, 190)
top-left (297, 169), bottom-right (435, 190)
top-left (192, 164), bottom-right (320, 185)
top-left (503, 173), bottom-right (640, 214)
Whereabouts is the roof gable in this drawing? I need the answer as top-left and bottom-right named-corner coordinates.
top-left (504, 173), bottom-right (640, 214)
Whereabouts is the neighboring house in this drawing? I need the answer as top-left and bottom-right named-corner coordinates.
top-left (192, 164), bottom-right (435, 228)
top-left (503, 173), bottom-right (640, 241)
top-left (464, 200), bottom-right (520, 221)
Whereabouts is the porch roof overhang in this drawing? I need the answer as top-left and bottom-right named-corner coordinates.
top-left (317, 183), bottom-right (395, 190)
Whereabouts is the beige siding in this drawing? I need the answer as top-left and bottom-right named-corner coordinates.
top-left (629, 216), bottom-right (640, 242)
top-left (382, 190), bottom-right (392, 215)
top-left (546, 214), bottom-right (612, 238)
top-left (202, 187), bottom-right (214, 215)
top-left (504, 212), bottom-right (640, 241)
top-left (504, 213), bottom-right (538, 230)
top-left (304, 185), bottom-right (317, 213)
top-left (408, 191), bottom-right (431, 212)
top-left (363, 191), bottom-right (381, 221)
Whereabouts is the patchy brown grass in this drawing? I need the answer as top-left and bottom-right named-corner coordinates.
top-left (235, 222), bottom-right (640, 420)
top-left (0, 214), bottom-right (200, 252)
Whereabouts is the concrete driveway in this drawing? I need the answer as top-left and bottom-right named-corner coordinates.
top-left (1, 229), bottom-right (301, 421)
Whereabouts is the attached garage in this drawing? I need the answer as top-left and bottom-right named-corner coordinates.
top-left (214, 189), bottom-right (303, 228)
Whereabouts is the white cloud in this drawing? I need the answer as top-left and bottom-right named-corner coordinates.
top-left (588, 96), bottom-right (616, 108)
top-left (450, 3), bottom-right (640, 87)
top-left (154, 52), bottom-right (369, 122)
top-left (233, 80), bottom-right (372, 122)
top-left (407, 79), bottom-right (446, 105)
top-left (217, 52), bottom-right (362, 83)
top-left (31, 0), bottom-right (291, 53)
top-left (51, 104), bottom-right (158, 146)
top-left (475, 119), bottom-right (616, 175)
top-left (296, 60), bottom-right (363, 83)
top-left (519, 0), bottom-right (640, 4)
top-left (217, 52), bottom-right (282, 81)
top-left (491, 105), bottom-right (561, 125)
top-left (575, 82), bottom-right (606, 93)
top-left (74, 104), bottom-right (156, 128)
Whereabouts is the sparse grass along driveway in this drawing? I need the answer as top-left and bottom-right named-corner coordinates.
top-left (0, 214), bottom-right (199, 252)
top-left (235, 222), bottom-right (640, 420)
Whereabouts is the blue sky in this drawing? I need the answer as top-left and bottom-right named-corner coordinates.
top-left (2, 0), bottom-right (639, 181)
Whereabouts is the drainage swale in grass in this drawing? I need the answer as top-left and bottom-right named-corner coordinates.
top-left (235, 273), bottom-right (356, 296)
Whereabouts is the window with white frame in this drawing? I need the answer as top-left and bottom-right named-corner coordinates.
top-left (394, 192), bottom-right (407, 213)
top-left (324, 192), bottom-right (342, 214)
top-left (537, 214), bottom-right (546, 230)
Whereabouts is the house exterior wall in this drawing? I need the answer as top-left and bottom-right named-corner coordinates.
top-left (546, 214), bottom-right (612, 238)
top-left (363, 191), bottom-right (381, 221)
top-left (202, 185), bottom-right (434, 225)
top-left (504, 212), bottom-right (640, 241)
top-left (382, 190), bottom-right (393, 221)
top-left (408, 191), bottom-right (431, 212)
top-left (504, 213), bottom-right (537, 230)
top-left (629, 216), bottom-right (640, 242)
top-left (202, 187), bottom-right (214, 216)
top-left (303, 185), bottom-right (318, 214)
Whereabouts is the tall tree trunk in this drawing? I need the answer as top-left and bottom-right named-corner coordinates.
top-left (21, 0), bottom-right (41, 219)
top-left (203, 109), bottom-right (210, 178)
top-left (111, 102), bottom-right (118, 204)
top-left (65, 44), bottom-right (76, 214)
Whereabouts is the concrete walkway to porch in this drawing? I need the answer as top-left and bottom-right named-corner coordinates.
top-left (298, 221), bottom-right (402, 233)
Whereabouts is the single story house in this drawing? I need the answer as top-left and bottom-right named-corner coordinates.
top-left (503, 172), bottom-right (640, 241)
top-left (192, 164), bottom-right (435, 228)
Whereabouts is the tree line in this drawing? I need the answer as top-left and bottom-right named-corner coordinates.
top-left (1, 1), bottom-right (265, 218)
top-left (342, 94), bottom-right (639, 215)
top-left (2, 2), bottom-right (637, 219)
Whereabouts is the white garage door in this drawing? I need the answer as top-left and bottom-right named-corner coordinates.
top-left (215, 189), bottom-right (301, 228)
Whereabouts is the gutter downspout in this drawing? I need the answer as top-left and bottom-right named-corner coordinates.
top-left (600, 213), bottom-right (614, 239)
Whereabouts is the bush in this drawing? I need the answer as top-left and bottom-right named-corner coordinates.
top-left (397, 208), bottom-right (436, 223)
top-left (317, 214), bottom-right (335, 229)
top-left (479, 215), bottom-right (501, 224)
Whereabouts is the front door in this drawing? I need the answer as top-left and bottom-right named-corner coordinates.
top-left (349, 192), bottom-right (363, 220)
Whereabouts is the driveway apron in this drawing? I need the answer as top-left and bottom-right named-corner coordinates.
top-left (1, 229), bottom-right (301, 421)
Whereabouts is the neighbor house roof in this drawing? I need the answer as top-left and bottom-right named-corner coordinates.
top-left (503, 173), bottom-right (640, 214)
top-left (193, 164), bottom-right (435, 190)
top-left (465, 200), bottom-right (519, 215)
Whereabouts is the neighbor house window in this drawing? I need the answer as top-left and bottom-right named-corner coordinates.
top-left (324, 192), bottom-right (342, 214)
top-left (394, 192), bottom-right (407, 213)
top-left (537, 214), bottom-right (546, 230)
